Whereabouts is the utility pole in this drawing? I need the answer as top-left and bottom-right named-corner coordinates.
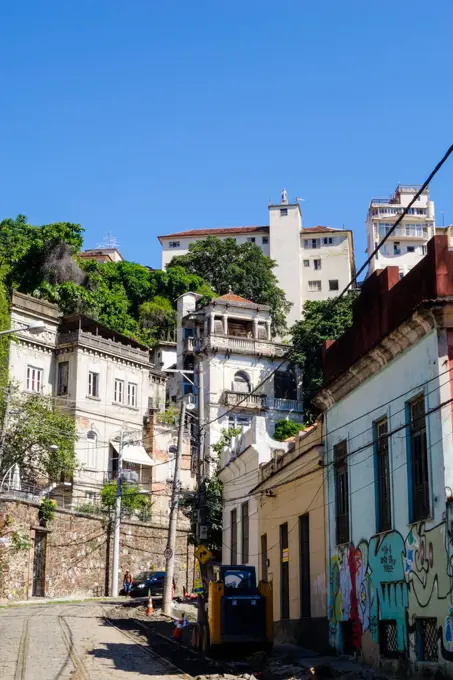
top-left (197, 359), bottom-right (205, 483)
top-left (0, 384), bottom-right (13, 470)
top-left (111, 428), bottom-right (124, 597)
top-left (162, 398), bottom-right (186, 614)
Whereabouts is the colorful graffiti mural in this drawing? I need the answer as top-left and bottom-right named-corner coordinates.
top-left (329, 517), bottom-right (453, 661)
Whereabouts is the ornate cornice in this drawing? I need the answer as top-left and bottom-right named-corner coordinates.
top-left (314, 307), bottom-right (438, 410)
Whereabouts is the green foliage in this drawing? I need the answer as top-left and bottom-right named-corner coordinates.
top-left (140, 296), bottom-right (177, 342)
top-left (2, 390), bottom-right (78, 484)
top-left (168, 237), bottom-right (291, 336)
top-left (11, 531), bottom-right (32, 552)
top-left (180, 476), bottom-right (223, 554)
top-left (274, 419), bottom-right (305, 441)
top-left (290, 295), bottom-right (357, 415)
top-left (100, 480), bottom-right (152, 516)
top-left (39, 498), bottom-right (56, 523)
top-left (156, 406), bottom-right (179, 426)
top-left (0, 281), bottom-right (10, 405)
top-left (75, 501), bottom-right (102, 515)
top-left (211, 427), bottom-right (242, 462)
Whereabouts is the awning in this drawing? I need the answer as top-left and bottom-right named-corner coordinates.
top-left (110, 441), bottom-right (154, 467)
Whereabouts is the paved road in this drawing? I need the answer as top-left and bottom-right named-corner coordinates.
top-left (0, 602), bottom-right (182, 680)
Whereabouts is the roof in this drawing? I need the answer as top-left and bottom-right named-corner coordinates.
top-left (158, 226), bottom-right (269, 241)
top-left (216, 293), bottom-right (254, 304)
top-left (59, 314), bottom-right (149, 351)
top-left (301, 226), bottom-right (348, 234)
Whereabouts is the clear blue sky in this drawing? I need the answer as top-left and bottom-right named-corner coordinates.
top-left (1, 1), bottom-right (452, 272)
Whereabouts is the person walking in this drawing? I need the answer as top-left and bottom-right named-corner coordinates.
top-left (123, 569), bottom-right (132, 597)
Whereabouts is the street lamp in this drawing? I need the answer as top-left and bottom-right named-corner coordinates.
top-left (0, 321), bottom-right (46, 337)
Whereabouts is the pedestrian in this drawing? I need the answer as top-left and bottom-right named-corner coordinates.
top-left (123, 569), bottom-right (132, 597)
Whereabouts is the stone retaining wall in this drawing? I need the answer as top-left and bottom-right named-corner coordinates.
top-left (0, 498), bottom-right (193, 601)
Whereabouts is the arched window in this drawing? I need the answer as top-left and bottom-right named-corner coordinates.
top-left (87, 431), bottom-right (97, 469)
top-left (233, 371), bottom-right (251, 393)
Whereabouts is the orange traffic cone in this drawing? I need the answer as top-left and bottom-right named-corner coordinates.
top-left (146, 595), bottom-right (153, 616)
top-left (172, 614), bottom-right (185, 640)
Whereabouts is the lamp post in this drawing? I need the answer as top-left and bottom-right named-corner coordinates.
top-left (0, 321), bottom-right (46, 337)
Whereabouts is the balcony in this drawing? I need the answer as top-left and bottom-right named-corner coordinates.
top-left (267, 397), bottom-right (304, 412)
top-left (203, 335), bottom-right (287, 358)
top-left (224, 391), bottom-right (267, 409)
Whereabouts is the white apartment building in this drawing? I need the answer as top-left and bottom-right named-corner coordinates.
top-left (176, 291), bottom-right (304, 462)
top-left (366, 184), bottom-right (435, 278)
top-left (159, 191), bottom-right (355, 328)
top-left (7, 292), bottom-right (172, 509)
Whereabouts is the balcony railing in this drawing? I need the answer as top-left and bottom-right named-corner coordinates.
top-left (267, 397), bottom-right (304, 412)
top-left (203, 335), bottom-right (287, 358)
top-left (183, 337), bottom-right (195, 352)
top-left (224, 391), bottom-right (267, 409)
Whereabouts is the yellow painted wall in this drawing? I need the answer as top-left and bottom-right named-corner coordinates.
top-left (258, 432), bottom-right (327, 621)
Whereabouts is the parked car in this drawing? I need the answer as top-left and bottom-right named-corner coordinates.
top-left (129, 571), bottom-right (174, 597)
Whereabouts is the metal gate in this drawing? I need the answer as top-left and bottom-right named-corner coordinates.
top-left (32, 531), bottom-right (47, 597)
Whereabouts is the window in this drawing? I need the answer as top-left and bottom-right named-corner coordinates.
top-left (230, 509), bottom-right (237, 563)
top-left (247, 237), bottom-right (256, 243)
top-left (335, 441), bottom-right (349, 544)
top-left (314, 259), bottom-right (321, 270)
top-left (168, 445), bottom-right (177, 480)
top-left (57, 362), bottom-right (69, 395)
top-left (88, 372), bottom-right (99, 398)
top-left (308, 280), bottom-right (322, 292)
top-left (86, 431), bottom-right (97, 469)
top-left (374, 417), bottom-right (391, 532)
top-left (409, 396), bottom-right (430, 521)
top-left (323, 237), bottom-right (333, 245)
top-left (394, 242), bottom-right (401, 255)
top-left (303, 239), bottom-right (320, 249)
top-left (262, 236), bottom-right (269, 244)
top-left (329, 280), bottom-right (339, 291)
top-left (85, 491), bottom-right (95, 502)
top-left (114, 379), bottom-right (124, 403)
top-left (399, 270), bottom-right (404, 280)
top-left (261, 534), bottom-right (268, 581)
top-left (303, 259), bottom-right (310, 267)
top-left (422, 245), bottom-right (427, 255)
top-left (233, 371), bottom-right (251, 393)
top-left (27, 366), bottom-right (43, 393)
top-left (128, 382), bottom-right (137, 407)
top-left (241, 502), bottom-right (249, 563)
top-left (228, 415), bottom-right (251, 430)
top-left (416, 618), bottom-right (438, 661)
top-left (280, 208), bottom-right (288, 216)
top-left (407, 246), bottom-right (415, 253)
top-left (274, 370), bottom-right (297, 400)
top-left (169, 241), bottom-right (180, 248)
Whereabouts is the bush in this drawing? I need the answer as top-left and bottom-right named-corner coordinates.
top-left (274, 419), bottom-right (305, 442)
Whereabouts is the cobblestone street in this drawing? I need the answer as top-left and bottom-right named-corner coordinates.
top-left (0, 602), bottom-right (183, 680)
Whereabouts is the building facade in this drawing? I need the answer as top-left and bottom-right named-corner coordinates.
top-left (366, 184), bottom-right (435, 279)
top-left (176, 291), bottom-right (304, 459)
top-left (159, 192), bottom-right (355, 327)
top-left (252, 421), bottom-right (327, 650)
top-left (315, 236), bottom-right (453, 673)
top-left (7, 292), bottom-right (184, 513)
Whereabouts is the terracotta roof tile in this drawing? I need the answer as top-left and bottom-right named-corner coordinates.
top-left (301, 226), bottom-right (341, 233)
top-left (158, 226), bottom-right (269, 240)
top-left (217, 293), bottom-right (254, 304)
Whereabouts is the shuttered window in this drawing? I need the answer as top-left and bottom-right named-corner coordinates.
top-left (335, 441), bottom-right (349, 544)
top-left (241, 502), bottom-right (249, 563)
top-left (409, 396), bottom-right (430, 521)
top-left (375, 417), bottom-right (392, 532)
top-left (230, 509), bottom-right (237, 564)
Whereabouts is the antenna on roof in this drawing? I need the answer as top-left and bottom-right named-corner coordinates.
top-left (96, 231), bottom-right (119, 249)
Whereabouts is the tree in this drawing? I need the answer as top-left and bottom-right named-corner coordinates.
top-left (168, 237), bottom-right (291, 336)
top-left (274, 419), bottom-right (305, 442)
top-left (290, 295), bottom-right (357, 416)
top-left (180, 476), bottom-right (223, 555)
top-left (2, 391), bottom-right (78, 485)
top-left (100, 480), bottom-right (152, 517)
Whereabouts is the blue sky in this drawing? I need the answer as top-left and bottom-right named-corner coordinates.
top-left (1, 1), bottom-right (452, 272)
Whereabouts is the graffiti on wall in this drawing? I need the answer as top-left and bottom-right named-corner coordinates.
top-left (329, 513), bottom-right (453, 658)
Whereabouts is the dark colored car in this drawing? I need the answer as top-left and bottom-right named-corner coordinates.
top-left (130, 571), bottom-right (173, 597)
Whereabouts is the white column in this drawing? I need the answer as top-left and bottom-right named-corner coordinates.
top-left (222, 314), bottom-right (228, 335)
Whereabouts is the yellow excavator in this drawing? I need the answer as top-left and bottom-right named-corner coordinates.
top-left (195, 565), bottom-right (273, 654)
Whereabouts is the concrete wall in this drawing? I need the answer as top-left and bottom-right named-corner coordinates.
top-left (324, 329), bottom-right (453, 673)
top-left (0, 498), bottom-right (193, 601)
top-left (300, 232), bottom-right (352, 303)
top-left (161, 232), bottom-right (270, 268)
